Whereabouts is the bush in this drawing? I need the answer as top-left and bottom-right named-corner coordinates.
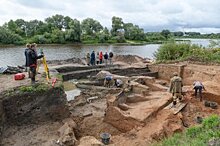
top-left (154, 41), bottom-right (220, 63)
top-left (153, 115), bottom-right (220, 146)
top-left (0, 27), bottom-right (23, 44)
top-left (112, 34), bottom-right (126, 43)
top-left (202, 115), bottom-right (220, 129)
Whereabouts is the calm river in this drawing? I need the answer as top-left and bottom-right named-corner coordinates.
top-left (0, 39), bottom-right (217, 67)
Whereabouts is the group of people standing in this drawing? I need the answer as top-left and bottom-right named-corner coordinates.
top-left (24, 43), bottom-right (44, 84)
top-left (86, 51), bottom-right (114, 66)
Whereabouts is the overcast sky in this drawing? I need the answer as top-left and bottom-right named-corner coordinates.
top-left (0, 0), bottom-right (220, 33)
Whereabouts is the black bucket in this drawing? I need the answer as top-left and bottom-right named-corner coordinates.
top-left (196, 116), bottom-right (203, 124)
top-left (100, 133), bottom-right (111, 145)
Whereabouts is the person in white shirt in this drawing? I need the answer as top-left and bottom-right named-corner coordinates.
top-left (193, 81), bottom-right (205, 101)
top-left (115, 79), bottom-right (123, 88)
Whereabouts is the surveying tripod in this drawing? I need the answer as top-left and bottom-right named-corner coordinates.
top-left (36, 49), bottom-right (50, 83)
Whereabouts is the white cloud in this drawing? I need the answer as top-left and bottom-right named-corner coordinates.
top-left (0, 0), bottom-right (220, 33)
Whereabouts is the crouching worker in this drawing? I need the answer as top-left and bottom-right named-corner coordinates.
top-left (193, 81), bottom-right (205, 101)
top-left (104, 75), bottom-right (113, 88)
top-left (28, 44), bottom-right (44, 84)
top-left (115, 79), bottom-right (123, 88)
top-left (169, 72), bottom-right (183, 106)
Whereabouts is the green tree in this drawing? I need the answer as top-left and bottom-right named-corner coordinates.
top-left (124, 23), bottom-right (145, 40)
top-left (25, 20), bottom-right (46, 37)
top-left (173, 31), bottom-right (184, 37)
top-left (98, 27), bottom-right (110, 43)
top-left (14, 19), bottom-right (27, 37)
top-left (146, 32), bottom-right (166, 42)
top-left (7, 20), bottom-right (18, 32)
top-left (0, 27), bottom-right (23, 44)
top-left (112, 31), bottom-right (126, 43)
top-left (161, 29), bottom-right (171, 39)
top-left (65, 19), bottom-right (81, 42)
top-left (51, 29), bottom-right (65, 43)
top-left (111, 16), bottom-right (124, 37)
top-left (45, 14), bottom-right (65, 30)
top-left (124, 23), bottom-right (133, 39)
top-left (63, 16), bottom-right (73, 30)
top-left (81, 18), bottom-right (103, 37)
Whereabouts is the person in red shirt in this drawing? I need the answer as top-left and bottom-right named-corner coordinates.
top-left (99, 51), bottom-right (103, 64)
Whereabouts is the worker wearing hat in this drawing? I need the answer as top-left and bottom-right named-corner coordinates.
top-left (169, 72), bottom-right (183, 106)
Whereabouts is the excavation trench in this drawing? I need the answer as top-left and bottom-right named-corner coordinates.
top-left (61, 63), bottom-right (220, 146)
top-left (1, 59), bottom-right (220, 146)
top-left (55, 64), bottom-right (180, 145)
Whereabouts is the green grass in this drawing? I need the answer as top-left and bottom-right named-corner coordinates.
top-left (56, 74), bottom-right (63, 81)
top-left (82, 39), bottom-right (99, 44)
top-left (19, 84), bottom-right (49, 93)
top-left (153, 115), bottom-right (220, 146)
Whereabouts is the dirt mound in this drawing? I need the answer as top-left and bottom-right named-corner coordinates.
top-left (96, 71), bottom-right (112, 79)
top-left (113, 55), bottom-right (145, 64)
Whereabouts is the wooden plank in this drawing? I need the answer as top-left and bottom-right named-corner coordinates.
top-left (173, 102), bottom-right (187, 114)
top-left (164, 102), bottom-right (187, 114)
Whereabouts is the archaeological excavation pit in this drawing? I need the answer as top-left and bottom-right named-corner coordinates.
top-left (1, 58), bottom-right (220, 146)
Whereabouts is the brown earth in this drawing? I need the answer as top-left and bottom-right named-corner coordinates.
top-left (1, 56), bottom-right (220, 146)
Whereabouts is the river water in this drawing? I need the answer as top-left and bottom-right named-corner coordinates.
top-left (0, 39), bottom-right (217, 67)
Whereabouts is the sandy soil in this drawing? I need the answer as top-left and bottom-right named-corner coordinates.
top-left (2, 91), bottom-right (219, 146)
top-left (0, 73), bottom-right (31, 93)
top-left (1, 122), bottom-right (63, 146)
top-left (1, 59), bottom-right (220, 146)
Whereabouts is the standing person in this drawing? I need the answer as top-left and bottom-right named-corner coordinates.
top-left (99, 51), bottom-right (103, 64)
top-left (91, 51), bottom-right (95, 66)
top-left (96, 52), bottom-right (100, 65)
top-left (193, 81), bottom-right (205, 101)
top-left (109, 51), bottom-right (114, 65)
top-left (24, 43), bottom-right (31, 77)
top-left (169, 72), bottom-right (183, 106)
top-left (86, 53), bottom-right (90, 66)
top-left (27, 43), bottom-right (44, 84)
top-left (104, 52), bottom-right (108, 66)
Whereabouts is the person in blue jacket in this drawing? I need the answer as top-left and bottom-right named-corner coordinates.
top-left (24, 43), bottom-right (31, 77)
top-left (104, 52), bottom-right (108, 66)
top-left (90, 51), bottom-right (95, 66)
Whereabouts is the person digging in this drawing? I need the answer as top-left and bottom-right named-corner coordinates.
top-left (104, 75), bottom-right (114, 88)
top-left (114, 80), bottom-right (133, 110)
top-left (193, 81), bottom-right (206, 101)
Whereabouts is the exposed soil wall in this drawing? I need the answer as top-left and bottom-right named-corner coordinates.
top-left (182, 64), bottom-right (220, 85)
top-left (149, 64), bottom-right (184, 81)
top-left (149, 63), bottom-right (220, 85)
top-left (0, 100), bottom-right (4, 136)
top-left (0, 84), bottom-right (70, 127)
top-left (104, 106), bottom-right (144, 132)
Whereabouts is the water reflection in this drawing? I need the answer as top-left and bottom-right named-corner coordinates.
top-left (63, 79), bottom-right (81, 101)
top-left (0, 44), bottom-right (159, 66)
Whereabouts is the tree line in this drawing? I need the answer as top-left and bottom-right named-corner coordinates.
top-left (0, 14), bottom-right (219, 45)
top-left (0, 15), bottom-right (147, 45)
